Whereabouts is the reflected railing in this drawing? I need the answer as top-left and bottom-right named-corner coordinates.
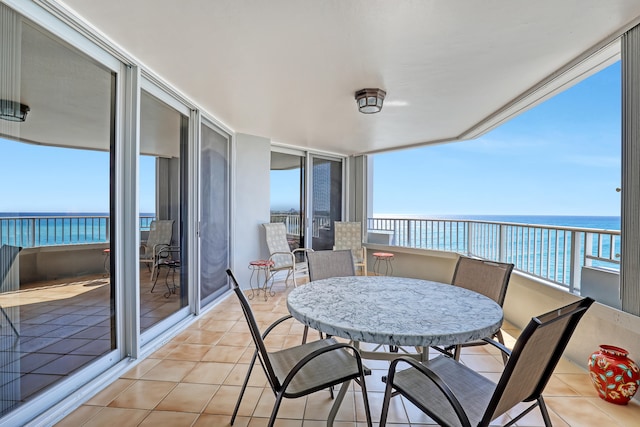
top-left (269, 213), bottom-right (331, 238)
top-left (367, 217), bottom-right (620, 292)
top-left (0, 215), bottom-right (155, 248)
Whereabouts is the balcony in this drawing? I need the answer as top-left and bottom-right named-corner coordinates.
top-left (56, 277), bottom-right (640, 426)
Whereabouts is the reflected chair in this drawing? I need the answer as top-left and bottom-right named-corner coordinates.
top-left (447, 256), bottom-right (514, 363)
top-left (226, 269), bottom-right (372, 427)
top-left (140, 219), bottom-right (174, 280)
top-left (333, 221), bottom-right (367, 275)
top-left (263, 222), bottom-right (312, 287)
top-left (151, 245), bottom-right (181, 297)
top-left (0, 245), bottom-right (21, 337)
top-left (380, 297), bottom-right (595, 427)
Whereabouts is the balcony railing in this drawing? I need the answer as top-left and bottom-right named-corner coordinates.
top-left (269, 213), bottom-right (331, 238)
top-left (367, 217), bottom-right (620, 292)
top-left (0, 215), bottom-right (156, 248)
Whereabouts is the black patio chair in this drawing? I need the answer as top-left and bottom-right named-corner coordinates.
top-left (226, 269), bottom-right (372, 427)
top-left (380, 297), bottom-right (594, 427)
top-left (445, 256), bottom-right (514, 363)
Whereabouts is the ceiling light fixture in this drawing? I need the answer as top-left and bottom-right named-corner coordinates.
top-left (355, 88), bottom-right (386, 114)
top-left (0, 100), bottom-right (30, 122)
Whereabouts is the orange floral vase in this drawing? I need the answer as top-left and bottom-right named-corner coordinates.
top-left (588, 345), bottom-right (640, 405)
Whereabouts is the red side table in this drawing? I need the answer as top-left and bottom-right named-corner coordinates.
top-left (372, 252), bottom-right (394, 276)
top-left (248, 259), bottom-right (275, 300)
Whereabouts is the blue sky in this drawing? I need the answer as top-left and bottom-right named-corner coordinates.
top-left (0, 141), bottom-right (156, 213)
top-left (2, 62), bottom-right (621, 216)
top-left (373, 61), bottom-right (621, 216)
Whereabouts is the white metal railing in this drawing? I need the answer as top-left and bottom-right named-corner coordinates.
top-left (0, 215), bottom-right (156, 248)
top-left (269, 213), bottom-right (331, 238)
top-left (367, 217), bottom-right (620, 292)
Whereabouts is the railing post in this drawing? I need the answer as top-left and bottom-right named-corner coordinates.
top-left (569, 231), bottom-right (582, 294)
top-left (584, 232), bottom-right (593, 267)
top-left (407, 220), bottom-right (413, 247)
top-left (467, 222), bottom-right (474, 255)
top-left (499, 224), bottom-right (507, 262)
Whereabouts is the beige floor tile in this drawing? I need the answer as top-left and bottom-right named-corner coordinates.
top-left (459, 353), bottom-right (505, 372)
top-left (54, 405), bottom-right (103, 426)
top-left (140, 359), bottom-right (197, 382)
top-left (588, 396), bottom-right (640, 427)
top-left (183, 361), bottom-right (236, 384)
top-left (85, 378), bottom-right (136, 406)
top-left (165, 342), bottom-right (213, 361)
top-left (202, 344), bottom-right (246, 363)
top-left (204, 384), bottom-right (263, 416)
top-left (545, 396), bottom-right (618, 425)
top-left (185, 330), bottom-right (225, 345)
top-left (121, 358), bottom-right (162, 379)
top-left (194, 413), bottom-right (250, 427)
top-left (82, 407), bottom-right (150, 427)
top-left (108, 380), bottom-right (176, 410)
top-left (155, 382), bottom-right (219, 412)
top-left (224, 362), bottom-right (269, 387)
top-left (137, 410), bottom-right (199, 426)
top-left (554, 373), bottom-right (598, 397)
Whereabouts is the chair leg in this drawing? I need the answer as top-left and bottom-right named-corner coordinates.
top-left (496, 329), bottom-right (508, 364)
top-left (268, 390), bottom-right (286, 427)
top-left (230, 350), bottom-right (258, 425)
top-left (453, 344), bottom-right (462, 361)
top-left (379, 374), bottom-right (395, 427)
top-left (538, 396), bottom-right (552, 427)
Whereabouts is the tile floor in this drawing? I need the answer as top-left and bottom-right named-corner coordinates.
top-left (0, 269), bottom-right (183, 414)
top-left (56, 280), bottom-right (640, 426)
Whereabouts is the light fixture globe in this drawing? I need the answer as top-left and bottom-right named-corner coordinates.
top-left (355, 88), bottom-right (386, 114)
top-left (0, 100), bottom-right (30, 122)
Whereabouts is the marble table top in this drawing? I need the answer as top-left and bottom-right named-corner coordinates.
top-left (287, 276), bottom-right (503, 347)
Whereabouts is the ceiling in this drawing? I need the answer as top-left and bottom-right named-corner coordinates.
top-left (56, 0), bottom-right (640, 156)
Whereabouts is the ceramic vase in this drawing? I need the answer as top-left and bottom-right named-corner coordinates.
top-left (588, 344), bottom-right (640, 405)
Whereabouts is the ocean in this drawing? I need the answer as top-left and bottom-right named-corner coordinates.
top-left (0, 213), bottom-right (155, 247)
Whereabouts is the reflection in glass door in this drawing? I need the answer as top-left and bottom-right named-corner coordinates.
top-left (199, 123), bottom-right (230, 305)
top-left (138, 90), bottom-right (189, 332)
top-left (311, 157), bottom-right (343, 250)
top-left (270, 152), bottom-right (306, 251)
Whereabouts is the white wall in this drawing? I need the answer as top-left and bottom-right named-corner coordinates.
top-left (233, 133), bottom-right (271, 287)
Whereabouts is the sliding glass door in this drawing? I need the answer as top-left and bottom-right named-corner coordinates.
top-left (310, 156), bottom-right (343, 250)
top-left (199, 121), bottom-right (230, 305)
top-left (270, 151), bottom-right (306, 251)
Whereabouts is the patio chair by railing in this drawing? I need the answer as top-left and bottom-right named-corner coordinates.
top-left (380, 297), bottom-right (594, 427)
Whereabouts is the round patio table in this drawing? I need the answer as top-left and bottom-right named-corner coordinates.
top-left (287, 275), bottom-right (503, 353)
top-left (287, 275), bottom-right (504, 426)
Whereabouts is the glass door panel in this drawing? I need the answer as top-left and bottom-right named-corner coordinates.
top-left (270, 152), bottom-right (306, 251)
top-left (139, 90), bottom-right (188, 332)
top-left (199, 123), bottom-right (230, 305)
top-left (0, 5), bottom-right (116, 415)
top-left (311, 157), bottom-right (343, 250)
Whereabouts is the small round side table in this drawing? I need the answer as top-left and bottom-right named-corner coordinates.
top-left (372, 252), bottom-right (394, 276)
top-left (248, 259), bottom-right (275, 300)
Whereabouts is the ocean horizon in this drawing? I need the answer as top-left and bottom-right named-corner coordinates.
top-left (373, 214), bottom-right (621, 231)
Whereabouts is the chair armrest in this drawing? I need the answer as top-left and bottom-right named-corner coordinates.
top-left (261, 315), bottom-right (294, 339)
top-left (292, 248), bottom-right (314, 255)
top-left (281, 342), bottom-right (369, 390)
top-left (384, 356), bottom-right (471, 427)
top-left (481, 337), bottom-right (512, 358)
